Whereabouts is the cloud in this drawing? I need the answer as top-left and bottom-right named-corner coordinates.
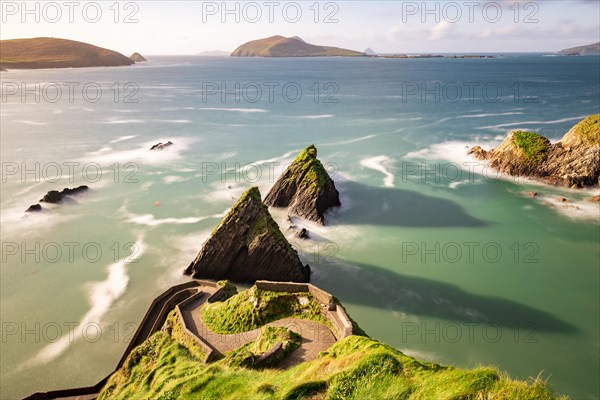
top-left (429, 21), bottom-right (453, 40)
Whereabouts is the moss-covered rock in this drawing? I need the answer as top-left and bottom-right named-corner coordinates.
top-left (264, 145), bottom-right (341, 225)
top-left (468, 115), bottom-right (600, 188)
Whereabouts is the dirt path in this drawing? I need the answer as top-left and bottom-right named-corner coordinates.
top-left (179, 294), bottom-right (337, 367)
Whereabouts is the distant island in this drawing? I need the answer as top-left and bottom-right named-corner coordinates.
top-left (230, 35), bottom-right (365, 57)
top-left (197, 50), bottom-right (230, 57)
top-left (558, 42), bottom-right (600, 55)
top-left (0, 37), bottom-right (134, 69)
top-left (130, 52), bottom-right (147, 62)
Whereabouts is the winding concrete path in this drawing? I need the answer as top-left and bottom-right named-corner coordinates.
top-left (179, 291), bottom-right (337, 367)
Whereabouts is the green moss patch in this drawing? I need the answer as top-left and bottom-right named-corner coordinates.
top-left (573, 114), bottom-right (600, 145)
top-left (512, 130), bottom-right (551, 163)
top-left (289, 145), bottom-right (331, 194)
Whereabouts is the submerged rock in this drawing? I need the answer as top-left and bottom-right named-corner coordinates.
top-left (25, 204), bottom-right (42, 212)
top-left (591, 195), bottom-right (600, 203)
top-left (150, 141), bottom-right (173, 151)
top-left (40, 185), bottom-right (89, 203)
top-left (264, 145), bottom-right (340, 225)
top-left (296, 228), bottom-right (310, 240)
top-left (468, 115), bottom-right (600, 188)
top-left (185, 187), bottom-right (310, 283)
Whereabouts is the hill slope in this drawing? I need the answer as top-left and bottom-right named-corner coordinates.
top-left (231, 35), bottom-right (365, 57)
top-left (0, 37), bottom-right (134, 69)
top-left (558, 42), bottom-right (600, 55)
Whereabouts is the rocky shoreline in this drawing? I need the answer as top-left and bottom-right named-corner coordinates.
top-left (469, 115), bottom-right (600, 192)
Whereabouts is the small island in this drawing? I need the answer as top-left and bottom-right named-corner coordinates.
top-left (0, 37), bottom-right (134, 69)
top-left (469, 115), bottom-right (600, 188)
top-left (231, 35), bottom-right (365, 57)
top-left (129, 52), bottom-right (147, 62)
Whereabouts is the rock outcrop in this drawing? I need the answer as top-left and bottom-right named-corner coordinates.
top-left (468, 115), bottom-right (600, 188)
top-left (150, 141), bottom-right (173, 151)
top-left (264, 145), bottom-right (340, 225)
top-left (185, 187), bottom-right (310, 283)
top-left (130, 52), bottom-right (147, 62)
top-left (40, 185), bottom-right (89, 203)
top-left (0, 38), bottom-right (133, 69)
top-left (25, 204), bottom-right (42, 212)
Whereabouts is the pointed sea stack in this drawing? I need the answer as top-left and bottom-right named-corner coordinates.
top-left (185, 187), bottom-right (310, 283)
top-left (264, 145), bottom-right (340, 225)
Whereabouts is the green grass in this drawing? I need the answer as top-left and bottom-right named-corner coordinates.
top-left (201, 286), bottom-right (329, 334)
top-left (512, 131), bottom-right (551, 163)
top-left (100, 334), bottom-right (566, 400)
top-left (225, 326), bottom-right (302, 368)
top-left (162, 310), bottom-right (206, 360)
top-left (572, 114), bottom-right (600, 145)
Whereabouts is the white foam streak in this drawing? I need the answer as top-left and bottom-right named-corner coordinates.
top-left (360, 156), bottom-right (395, 187)
top-left (109, 135), bottom-right (138, 144)
top-left (24, 236), bottom-right (145, 366)
top-left (295, 114), bottom-right (334, 119)
top-left (477, 116), bottom-right (587, 131)
top-left (321, 134), bottom-right (377, 146)
top-left (196, 107), bottom-right (268, 113)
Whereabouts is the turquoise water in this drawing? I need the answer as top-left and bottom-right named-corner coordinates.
top-left (1, 55), bottom-right (599, 399)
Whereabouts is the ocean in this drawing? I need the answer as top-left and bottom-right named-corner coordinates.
top-left (1, 54), bottom-right (599, 399)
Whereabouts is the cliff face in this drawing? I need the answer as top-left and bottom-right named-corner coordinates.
top-left (264, 145), bottom-right (341, 225)
top-left (0, 38), bottom-right (134, 69)
top-left (231, 36), bottom-right (365, 57)
top-left (185, 187), bottom-right (310, 283)
top-left (469, 115), bottom-right (600, 188)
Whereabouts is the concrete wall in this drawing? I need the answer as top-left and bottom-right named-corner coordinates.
top-left (175, 295), bottom-right (216, 363)
top-left (254, 280), bottom-right (352, 339)
top-left (255, 281), bottom-right (310, 293)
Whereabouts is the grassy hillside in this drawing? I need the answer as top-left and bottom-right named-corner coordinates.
top-left (231, 36), bottom-right (365, 57)
top-left (99, 286), bottom-right (567, 399)
top-left (0, 37), bottom-right (134, 69)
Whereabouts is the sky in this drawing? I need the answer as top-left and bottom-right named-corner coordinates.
top-left (1, 0), bottom-right (599, 55)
